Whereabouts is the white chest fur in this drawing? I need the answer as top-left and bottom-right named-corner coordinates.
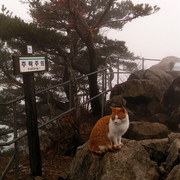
top-left (108, 114), bottom-right (129, 145)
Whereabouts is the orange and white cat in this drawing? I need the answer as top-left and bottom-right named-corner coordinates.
top-left (88, 107), bottom-right (129, 154)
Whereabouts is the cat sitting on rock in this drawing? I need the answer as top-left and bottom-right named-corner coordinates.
top-left (89, 107), bottom-right (129, 155)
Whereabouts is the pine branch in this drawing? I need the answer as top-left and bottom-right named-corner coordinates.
top-left (101, 15), bottom-right (139, 27)
top-left (93, 0), bottom-right (115, 30)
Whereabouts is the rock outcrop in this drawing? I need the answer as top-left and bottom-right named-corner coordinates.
top-left (162, 76), bottom-right (180, 131)
top-left (68, 57), bottom-right (180, 180)
top-left (110, 79), bottom-right (162, 102)
top-left (129, 56), bottom-right (180, 92)
top-left (106, 56), bottom-right (180, 132)
top-left (70, 141), bottom-right (159, 180)
top-left (125, 121), bottom-right (170, 140)
top-left (162, 76), bottom-right (180, 109)
top-left (165, 164), bottom-right (180, 180)
top-left (69, 133), bottom-right (180, 180)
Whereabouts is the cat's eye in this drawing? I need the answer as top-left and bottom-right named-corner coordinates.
top-left (121, 108), bottom-right (125, 113)
top-left (112, 116), bottom-right (115, 120)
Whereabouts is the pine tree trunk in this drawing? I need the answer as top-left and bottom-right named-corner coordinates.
top-left (88, 46), bottom-right (101, 115)
top-left (67, 0), bottom-right (102, 115)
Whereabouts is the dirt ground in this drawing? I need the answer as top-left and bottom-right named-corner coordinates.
top-left (0, 149), bottom-right (73, 180)
top-left (0, 111), bottom-right (99, 180)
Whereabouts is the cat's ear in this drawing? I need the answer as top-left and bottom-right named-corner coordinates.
top-left (110, 106), bottom-right (115, 111)
top-left (120, 108), bottom-right (126, 113)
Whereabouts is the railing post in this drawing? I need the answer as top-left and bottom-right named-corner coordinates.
top-left (101, 70), bottom-right (105, 117)
top-left (69, 83), bottom-right (73, 109)
top-left (13, 102), bottom-right (19, 180)
top-left (142, 57), bottom-right (145, 70)
top-left (117, 59), bottom-right (120, 84)
top-left (104, 68), bottom-right (107, 102)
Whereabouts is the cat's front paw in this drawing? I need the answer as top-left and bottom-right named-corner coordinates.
top-left (118, 143), bottom-right (124, 148)
top-left (112, 144), bottom-right (120, 150)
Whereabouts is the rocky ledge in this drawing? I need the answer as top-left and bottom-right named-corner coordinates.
top-left (69, 133), bottom-right (180, 180)
top-left (106, 56), bottom-right (180, 132)
top-left (68, 57), bottom-right (180, 180)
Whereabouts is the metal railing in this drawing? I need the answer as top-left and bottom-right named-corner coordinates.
top-left (0, 66), bottom-right (115, 180)
top-left (0, 57), bottom-right (160, 179)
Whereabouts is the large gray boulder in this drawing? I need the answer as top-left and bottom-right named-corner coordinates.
top-left (69, 133), bottom-right (180, 180)
top-left (168, 132), bottom-right (180, 142)
top-left (129, 56), bottom-right (180, 92)
top-left (162, 76), bottom-right (180, 109)
top-left (125, 121), bottom-right (170, 140)
top-left (165, 139), bottom-right (180, 172)
top-left (106, 56), bottom-right (180, 131)
top-left (139, 138), bottom-right (169, 165)
top-left (110, 79), bottom-right (162, 102)
top-left (109, 57), bottom-right (180, 108)
top-left (162, 76), bottom-right (180, 131)
top-left (70, 141), bottom-right (159, 180)
top-left (165, 164), bottom-right (180, 180)
top-left (150, 56), bottom-right (180, 72)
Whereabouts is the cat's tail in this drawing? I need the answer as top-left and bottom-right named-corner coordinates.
top-left (91, 144), bottom-right (121, 155)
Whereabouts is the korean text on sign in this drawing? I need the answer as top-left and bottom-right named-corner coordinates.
top-left (19, 57), bottom-right (46, 73)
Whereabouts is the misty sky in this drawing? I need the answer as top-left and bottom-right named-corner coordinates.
top-left (1, 0), bottom-right (180, 60)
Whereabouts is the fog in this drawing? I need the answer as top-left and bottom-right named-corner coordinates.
top-left (1, 0), bottom-right (180, 59)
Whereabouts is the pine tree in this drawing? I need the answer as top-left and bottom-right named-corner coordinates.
top-left (0, 1), bottom-right (159, 148)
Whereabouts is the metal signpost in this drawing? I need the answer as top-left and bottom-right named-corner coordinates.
top-left (13, 46), bottom-right (48, 177)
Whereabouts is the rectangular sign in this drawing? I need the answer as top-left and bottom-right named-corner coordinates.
top-left (13, 55), bottom-right (48, 74)
top-left (27, 45), bottom-right (33, 54)
top-left (172, 62), bottom-right (180, 71)
top-left (19, 56), bottom-right (46, 72)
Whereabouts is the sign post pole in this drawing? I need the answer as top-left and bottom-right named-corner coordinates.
top-left (12, 46), bottom-right (47, 177)
top-left (23, 73), bottom-right (42, 177)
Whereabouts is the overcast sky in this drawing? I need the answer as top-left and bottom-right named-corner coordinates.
top-left (1, 0), bottom-right (180, 60)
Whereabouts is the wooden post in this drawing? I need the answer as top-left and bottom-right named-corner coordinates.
top-left (23, 73), bottom-right (42, 177)
top-left (12, 45), bottom-right (47, 177)
top-left (142, 58), bottom-right (145, 70)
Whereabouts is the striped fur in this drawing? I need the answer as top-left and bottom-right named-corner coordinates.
top-left (88, 107), bottom-right (129, 155)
